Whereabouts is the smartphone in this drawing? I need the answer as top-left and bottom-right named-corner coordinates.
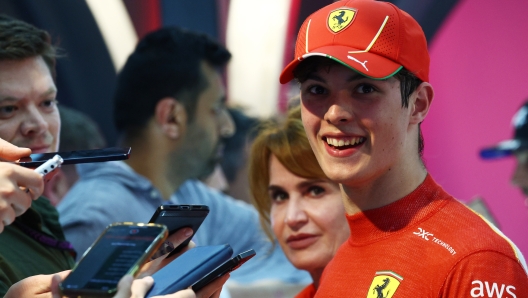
top-left (191, 249), bottom-right (256, 292)
top-left (60, 222), bottom-right (168, 297)
top-left (146, 245), bottom-right (233, 297)
top-left (149, 204), bottom-right (209, 256)
top-left (17, 147), bottom-right (131, 167)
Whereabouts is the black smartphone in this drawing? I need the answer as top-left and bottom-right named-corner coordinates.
top-left (191, 249), bottom-right (256, 292)
top-left (149, 204), bottom-right (209, 256)
top-left (17, 147), bottom-right (131, 167)
top-left (146, 245), bottom-right (234, 297)
top-left (60, 222), bottom-right (168, 298)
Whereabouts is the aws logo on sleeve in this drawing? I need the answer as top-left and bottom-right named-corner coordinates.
top-left (470, 280), bottom-right (517, 298)
top-left (366, 271), bottom-right (403, 298)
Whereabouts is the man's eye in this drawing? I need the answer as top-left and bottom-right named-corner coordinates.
top-left (309, 85), bottom-right (327, 95)
top-left (0, 106), bottom-right (17, 115)
top-left (356, 84), bottom-right (375, 94)
top-left (41, 99), bottom-right (58, 108)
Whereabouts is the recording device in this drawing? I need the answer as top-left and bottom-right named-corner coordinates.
top-left (59, 222), bottom-right (168, 297)
top-left (149, 204), bottom-right (209, 256)
top-left (17, 147), bottom-right (131, 167)
top-left (146, 245), bottom-right (234, 297)
top-left (191, 249), bottom-right (256, 292)
top-left (34, 154), bottom-right (63, 176)
top-left (22, 155), bottom-right (64, 193)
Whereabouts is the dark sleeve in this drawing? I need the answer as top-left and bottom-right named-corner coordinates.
top-left (0, 257), bottom-right (20, 297)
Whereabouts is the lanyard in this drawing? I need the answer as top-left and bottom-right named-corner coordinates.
top-left (13, 220), bottom-right (77, 259)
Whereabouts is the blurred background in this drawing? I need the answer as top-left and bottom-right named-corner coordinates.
top-left (2, 0), bottom-right (528, 256)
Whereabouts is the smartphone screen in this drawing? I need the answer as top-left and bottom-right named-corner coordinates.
top-left (60, 223), bottom-right (167, 296)
top-left (17, 147), bottom-right (131, 167)
top-left (149, 205), bottom-right (209, 255)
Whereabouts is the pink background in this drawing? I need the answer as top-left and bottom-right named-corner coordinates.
top-left (423, 0), bottom-right (528, 256)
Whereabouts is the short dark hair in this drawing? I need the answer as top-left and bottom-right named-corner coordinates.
top-left (0, 14), bottom-right (58, 80)
top-left (293, 57), bottom-right (425, 156)
top-left (113, 27), bottom-right (231, 139)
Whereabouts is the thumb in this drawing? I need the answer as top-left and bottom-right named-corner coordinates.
top-left (166, 227), bottom-right (194, 251)
top-left (112, 275), bottom-right (134, 298)
top-left (0, 139), bottom-right (31, 161)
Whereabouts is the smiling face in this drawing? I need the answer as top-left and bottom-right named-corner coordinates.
top-left (299, 60), bottom-right (421, 199)
top-left (269, 155), bottom-right (349, 282)
top-left (0, 56), bottom-right (60, 153)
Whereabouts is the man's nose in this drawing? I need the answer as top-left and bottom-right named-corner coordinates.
top-left (21, 106), bottom-right (49, 136)
top-left (324, 92), bottom-right (354, 125)
top-left (219, 108), bottom-right (235, 138)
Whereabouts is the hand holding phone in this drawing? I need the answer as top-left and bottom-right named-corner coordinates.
top-left (59, 222), bottom-right (168, 297)
top-left (191, 249), bottom-right (256, 292)
top-left (146, 246), bottom-right (256, 297)
top-left (149, 204), bottom-right (209, 256)
top-left (146, 245), bottom-right (233, 297)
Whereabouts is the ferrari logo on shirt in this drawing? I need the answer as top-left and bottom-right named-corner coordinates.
top-left (366, 271), bottom-right (403, 298)
top-left (327, 8), bottom-right (356, 33)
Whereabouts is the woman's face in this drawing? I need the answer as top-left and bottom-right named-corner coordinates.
top-left (269, 155), bottom-right (350, 276)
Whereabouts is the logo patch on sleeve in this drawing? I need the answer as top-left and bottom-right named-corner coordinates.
top-left (327, 8), bottom-right (356, 33)
top-left (366, 271), bottom-right (403, 298)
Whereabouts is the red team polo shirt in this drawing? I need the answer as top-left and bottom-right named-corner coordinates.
top-left (315, 174), bottom-right (528, 297)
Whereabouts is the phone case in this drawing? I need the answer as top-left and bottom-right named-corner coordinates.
top-left (191, 249), bottom-right (256, 292)
top-left (149, 204), bottom-right (209, 256)
top-left (146, 244), bottom-right (233, 297)
top-left (18, 147), bottom-right (131, 167)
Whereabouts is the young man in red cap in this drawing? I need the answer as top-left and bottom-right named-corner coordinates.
top-left (280, 0), bottom-right (528, 297)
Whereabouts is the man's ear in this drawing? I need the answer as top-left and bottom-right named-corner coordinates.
top-left (155, 97), bottom-right (187, 139)
top-left (409, 82), bottom-right (434, 125)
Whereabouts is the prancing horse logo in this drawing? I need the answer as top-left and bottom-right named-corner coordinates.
top-left (366, 271), bottom-right (403, 298)
top-left (327, 8), bottom-right (356, 33)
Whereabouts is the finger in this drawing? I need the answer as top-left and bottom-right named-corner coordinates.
top-left (0, 163), bottom-right (44, 200)
top-left (0, 139), bottom-right (31, 161)
top-left (195, 273), bottom-right (230, 298)
top-left (50, 274), bottom-right (63, 298)
top-left (4, 185), bottom-right (34, 218)
top-left (15, 171), bottom-right (45, 201)
top-left (165, 227), bottom-right (194, 252)
top-left (153, 288), bottom-right (195, 298)
top-left (11, 187), bottom-right (34, 216)
top-left (149, 227), bottom-right (193, 261)
top-left (111, 275), bottom-right (134, 298)
top-left (128, 276), bottom-right (154, 298)
top-left (0, 205), bottom-right (16, 228)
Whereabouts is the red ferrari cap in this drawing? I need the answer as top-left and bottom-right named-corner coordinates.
top-left (280, 0), bottom-right (429, 84)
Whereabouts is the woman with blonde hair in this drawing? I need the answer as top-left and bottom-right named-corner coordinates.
top-left (249, 106), bottom-right (349, 297)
